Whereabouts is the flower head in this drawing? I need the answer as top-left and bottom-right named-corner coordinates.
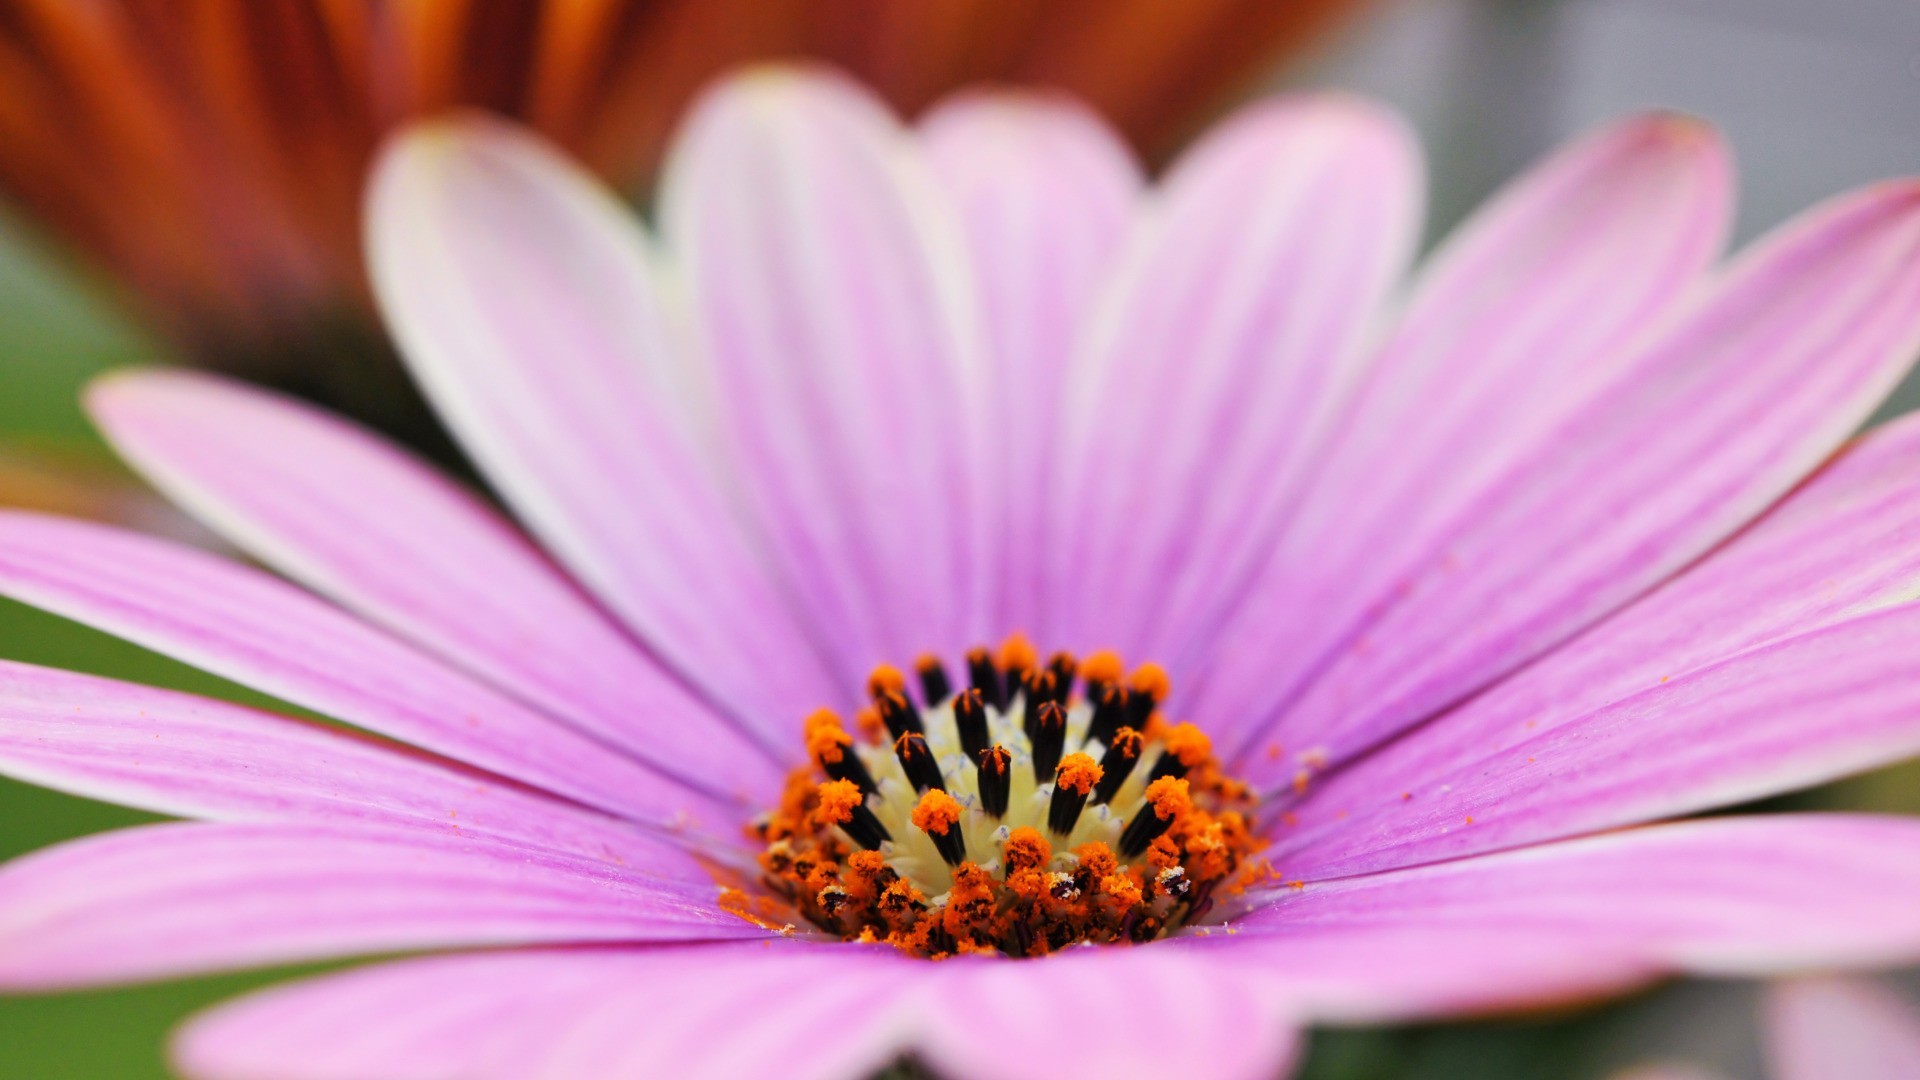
top-left (6, 68), bottom-right (1920, 1079)
top-left (0, 0), bottom-right (1363, 389)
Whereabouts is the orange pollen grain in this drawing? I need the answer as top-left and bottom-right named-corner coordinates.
top-left (1163, 722), bottom-right (1212, 767)
top-left (1101, 873), bottom-right (1142, 906)
top-left (804, 714), bottom-right (850, 764)
top-left (911, 789), bottom-right (962, 836)
top-left (1145, 776), bottom-right (1194, 820)
top-left (814, 779), bottom-right (862, 827)
top-left (1054, 752), bottom-right (1102, 795)
top-left (1080, 649), bottom-right (1124, 686)
top-left (996, 631), bottom-right (1038, 673)
top-left (1002, 826), bottom-right (1052, 873)
top-left (1128, 662), bottom-right (1171, 703)
top-left (866, 664), bottom-right (907, 698)
top-left (1074, 841), bottom-right (1119, 880)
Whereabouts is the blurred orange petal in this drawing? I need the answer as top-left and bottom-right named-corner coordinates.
top-left (0, 0), bottom-right (1364, 378)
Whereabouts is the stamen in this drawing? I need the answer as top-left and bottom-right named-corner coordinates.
top-left (1129, 662), bottom-right (1170, 706)
top-left (1080, 649), bottom-right (1124, 696)
top-left (816, 778), bottom-right (890, 849)
top-left (965, 647), bottom-right (1006, 711)
top-left (1125, 662), bottom-right (1168, 729)
top-left (912, 789), bottom-right (968, 866)
top-left (1119, 776), bottom-right (1191, 857)
top-left (1030, 700), bottom-right (1067, 783)
top-left (1046, 651), bottom-right (1078, 702)
top-left (875, 688), bottom-right (923, 741)
top-left (976, 745), bottom-right (1011, 817)
top-left (952, 687), bottom-right (990, 760)
top-left (1048, 752), bottom-right (1102, 835)
top-left (1019, 669), bottom-right (1056, 743)
top-left (1147, 722), bottom-right (1211, 784)
top-left (997, 632), bottom-right (1038, 692)
top-left (1091, 726), bottom-right (1143, 804)
top-left (804, 708), bottom-right (876, 795)
top-left (1086, 683), bottom-right (1128, 746)
top-left (914, 653), bottom-right (952, 706)
top-left (894, 732), bottom-right (944, 793)
top-left (1002, 826), bottom-right (1051, 874)
top-left (867, 663), bottom-right (908, 701)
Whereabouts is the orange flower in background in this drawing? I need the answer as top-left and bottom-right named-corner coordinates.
top-left (0, 0), bottom-right (1364, 408)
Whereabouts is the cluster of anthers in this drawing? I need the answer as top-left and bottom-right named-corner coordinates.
top-left (734, 635), bottom-right (1267, 958)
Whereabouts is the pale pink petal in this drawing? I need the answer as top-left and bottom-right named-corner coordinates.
top-left (174, 943), bottom-right (916, 1080)
top-left (1276, 415), bottom-right (1920, 875)
top-left (1227, 178), bottom-right (1920, 783)
top-left (917, 948), bottom-right (1301, 1080)
top-left (367, 112), bottom-right (841, 735)
top-left (1274, 603), bottom-right (1920, 879)
top-left (1190, 114), bottom-right (1732, 754)
top-left (0, 822), bottom-right (759, 990)
top-left (918, 92), bottom-right (1140, 639)
top-left (508, 943), bottom-right (911, 1080)
top-left (1173, 924), bottom-right (1657, 1024)
top-left (1233, 816), bottom-right (1920, 986)
top-left (0, 659), bottom-right (669, 866)
top-left (88, 368), bottom-right (788, 787)
top-left (1047, 94), bottom-right (1422, 660)
top-left (0, 512), bottom-right (737, 827)
top-left (1766, 977), bottom-right (1920, 1080)
top-left (660, 68), bottom-right (985, 674)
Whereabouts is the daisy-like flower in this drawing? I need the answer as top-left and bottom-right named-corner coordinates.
top-left (7, 67), bottom-right (1920, 1079)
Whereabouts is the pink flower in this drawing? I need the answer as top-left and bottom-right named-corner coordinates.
top-left (6, 66), bottom-right (1920, 1078)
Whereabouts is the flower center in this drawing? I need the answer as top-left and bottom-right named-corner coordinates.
top-left (735, 634), bottom-right (1266, 958)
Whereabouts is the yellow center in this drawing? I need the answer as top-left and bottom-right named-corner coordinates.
top-left (733, 635), bottom-right (1267, 958)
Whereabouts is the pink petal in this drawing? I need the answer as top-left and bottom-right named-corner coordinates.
top-left (174, 942), bottom-right (916, 1080)
top-left (88, 369), bottom-right (786, 792)
top-left (1766, 977), bottom-right (1920, 1080)
top-left (1276, 413), bottom-right (1920, 876)
top-left (0, 659), bottom-right (667, 866)
top-left (1190, 114), bottom-right (1733, 756)
top-left (1174, 924), bottom-right (1657, 1024)
top-left (1047, 94), bottom-right (1422, 660)
top-left (0, 822), bottom-right (760, 989)
top-left (1274, 604), bottom-right (1920, 880)
top-left (917, 949), bottom-right (1301, 1080)
top-left (1608, 1069), bottom-right (1732, 1080)
top-left (0, 511), bottom-right (735, 827)
top-left (1235, 816), bottom-right (1920, 985)
top-left (918, 92), bottom-right (1140, 640)
top-left (1230, 176), bottom-right (1920, 783)
top-left (659, 68), bottom-right (985, 674)
top-left (172, 941), bottom-right (1304, 1080)
top-left (367, 112), bottom-right (841, 736)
